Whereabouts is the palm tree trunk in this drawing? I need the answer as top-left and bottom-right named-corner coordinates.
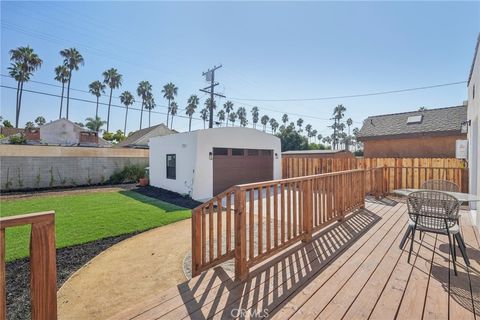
top-left (203, 120), bottom-right (205, 129)
top-left (171, 116), bottom-right (174, 129)
top-left (95, 97), bottom-right (99, 119)
top-left (124, 106), bottom-right (129, 134)
top-left (16, 81), bottom-right (24, 128)
top-left (140, 102), bottom-right (144, 129)
top-left (189, 116), bottom-right (192, 131)
top-left (59, 83), bottom-right (65, 119)
top-left (107, 88), bottom-right (113, 132)
top-left (226, 112), bottom-right (229, 127)
top-left (14, 80), bottom-right (20, 128)
top-left (148, 109), bottom-right (151, 127)
top-left (66, 74), bottom-right (72, 120)
top-left (166, 98), bottom-right (170, 125)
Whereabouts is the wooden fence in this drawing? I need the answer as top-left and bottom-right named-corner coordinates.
top-left (282, 157), bottom-right (468, 192)
top-left (191, 169), bottom-right (368, 280)
top-left (1, 212), bottom-right (57, 320)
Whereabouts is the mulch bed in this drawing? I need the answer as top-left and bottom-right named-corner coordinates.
top-left (132, 185), bottom-right (202, 209)
top-left (6, 232), bottom-right (140, 320)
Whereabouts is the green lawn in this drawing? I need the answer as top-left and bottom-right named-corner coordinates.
top-left (0, 191), bottom-right (192, 261)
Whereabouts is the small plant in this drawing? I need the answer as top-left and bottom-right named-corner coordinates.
top-left (70, 178), bottom-right (77, 186)
top-left (35, 169), bottom-right (41, 188)
top-left (16, 168), bottom-right (23, 188)
top-left (108, 164), bottom-right (146, 184)
top-left (4, 168), bottom-right (13, 190)
top-left (9, 134), bottom-right (27, 144)
top-left (56, 168), bottom-right (67, 185)
top-left (49, 167), bottom-right (55, 187)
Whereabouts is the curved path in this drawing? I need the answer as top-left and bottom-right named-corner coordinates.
top-left (57, 218), bottom-right (191, 320)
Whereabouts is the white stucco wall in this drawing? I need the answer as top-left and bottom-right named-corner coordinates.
top-left (40, 119), bottom-right (82, 145)
top-left (149, 127), bottom-right (282, 201)
top-left (467, 38), bottom-right (480, 229)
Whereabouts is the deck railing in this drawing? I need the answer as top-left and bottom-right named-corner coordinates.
top-left (0, 211), bottom-right (57, 320)
top-left (192, 169), bottom-right (369, 280)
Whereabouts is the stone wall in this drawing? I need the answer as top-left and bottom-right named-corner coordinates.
top-left (0, 145), bottom-right (149, 191)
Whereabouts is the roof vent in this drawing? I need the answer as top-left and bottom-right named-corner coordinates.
top-left (406, 115), bottom-right (423, 124)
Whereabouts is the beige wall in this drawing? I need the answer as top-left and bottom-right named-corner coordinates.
top-left (362, 134), bottom-right (467, 158)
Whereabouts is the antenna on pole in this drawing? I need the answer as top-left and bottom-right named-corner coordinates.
top-left (199, 65), bottom-right (225, 128)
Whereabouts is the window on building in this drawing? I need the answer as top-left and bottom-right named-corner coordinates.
top-left (247, 149), bottom-right (259, 156)
top-left (261, 150), bottom-right (272, 156)
top-left (166, 154), bottom-right (176, 179)
top-left (232, 148), bottom-right (244, 156)
top-left (213, 148), bottom-right (228, 156)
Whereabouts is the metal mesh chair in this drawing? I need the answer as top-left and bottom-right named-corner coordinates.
top-left (421, 179), bottom-right (460, 192)
top-left (403, 190), bottom-right (469, 275)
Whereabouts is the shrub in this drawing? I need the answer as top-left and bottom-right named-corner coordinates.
top-left (9, 134), bottom-right (27, 144)
top-left (109, 164), bottom-right (146, 184)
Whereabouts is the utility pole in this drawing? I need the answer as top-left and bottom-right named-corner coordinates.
top-left (200, 65), bottom-right (225, 128)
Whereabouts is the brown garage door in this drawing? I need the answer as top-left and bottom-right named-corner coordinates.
top-left (213, 148), bottom-right (274, 196)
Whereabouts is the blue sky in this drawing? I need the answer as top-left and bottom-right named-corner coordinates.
top-left (1, 1), bottom-right (479, 136)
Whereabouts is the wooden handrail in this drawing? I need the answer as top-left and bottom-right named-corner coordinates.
top-left (0, 211), bottom-right (57, 320)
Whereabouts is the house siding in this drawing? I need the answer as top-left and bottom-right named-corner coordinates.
top-left (363, 134), bottom-right (467, 158)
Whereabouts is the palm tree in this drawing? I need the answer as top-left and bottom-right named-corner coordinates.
top-left (186, 95), bottom-right (199, 131)
top-left (228, 112), bottom-right (237, 126)
top-left (85, 116), bottom-right (106, 132)
top-left (260, 115), bottom-right (270, 132)
top-left (251, 106), bottom-right (259, 128)
top-left (217, 109), bottom-right (226, 125)
top-left (346, 117), bottom-right (353, 135)
top-left (296, 118), bottom-right (304, 132)
top-left (200, 108), bottom-right (209, 129)
top-left (88, 80), bottom-right (106, 120)
top-left (317, 133), bottom-right (323, 144)
top-left (120, 91), bottom-right (135, 134)
top-left (170, 101), bottom-right (178, 129)
top-left (323, 136), bottom-right (332, 147)
top-left (144, 93), bottom-right (156, 127)
top-left (60, 48), bottom-right (84, 120)
top-left (269, 118), bottom-right (279, 133)
top-left (137, 81), bottom-right (152, 129)
top-left (332, 104), bottom-right (346, 149)
top-left (102, 68), bottom-right (122, 132)
top-left (237, 107), bottom-right (248, 127)
top-left (54, 65), bottom-right (69, 119)
top-left (305, 124), bottom-right (312, 142)
top-left (282, 113), bottom-right (289, 125)
top-left (34, 116), bottom-right (46, 126)
top-left (311, 129), bottom-right (318, 143)
top-left (162, 82), bottom-right (178, 125)
top-left (223, 101), bottom-right (234, 126)
top-left (9, 46), bottom-right (43, 127)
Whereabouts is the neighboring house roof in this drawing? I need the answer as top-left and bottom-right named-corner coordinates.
top-left (0, 127), bottom-right (24, 137)
top-left (468, 33), bottom-right (480, 86)
top-left (282, 150), bottom-right (350, 155)
top-left (357, 105), bottom-right (467, 141)
top-left (116, 123), bottom-right (176, 148)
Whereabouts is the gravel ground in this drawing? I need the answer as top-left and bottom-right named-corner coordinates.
top-left (6, 233), bottom-right (141, 320)
top-left (132, 185), bottom-right (201, 209)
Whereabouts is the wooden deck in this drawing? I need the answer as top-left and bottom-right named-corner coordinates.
top-left (111, 198), bottom-right (480, 319)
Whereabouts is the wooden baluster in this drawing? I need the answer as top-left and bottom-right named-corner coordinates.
top-left (266, 186), bottom-right (271, 253)
top-left (281, 184), bottom-right (285, 244)
top-left (209, 204), bottom-right (214, 262)
top-left (273, 184), bottom-right (279, 247)
top-left (234, 187), bottom-right (248, 281)
top-left (192, 209), bottom-right (202, 277)
top-left (303, 179), bottom-right (313, 242)
top-left (30, 217), bottom-right (57, 320)
top-left (258, 187), bottom-right (263, 256)
top-left (226, 193), bottom-right (232, 253)
top-left (0, 229), bottom-right (5, 320)
top-left (249, 189), bottom-right (254, 260)
top-left (201, 208), bottom-right (206, 265)
top-left (217, 197), bottom-right (222, 257)
top-left (287, 183), bottom-right (292, 239)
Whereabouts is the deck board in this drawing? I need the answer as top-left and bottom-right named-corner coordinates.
top-left (109, 198), bottom-right (479, 320)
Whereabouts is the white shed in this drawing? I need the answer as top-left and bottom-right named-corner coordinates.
top-left (149, 127), bottom-right (282, 201)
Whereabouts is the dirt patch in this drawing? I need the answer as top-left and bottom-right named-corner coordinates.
top-left (5, 232), bottom-right (140, 320)
top-left (132, 185), bottom-right (202, 209)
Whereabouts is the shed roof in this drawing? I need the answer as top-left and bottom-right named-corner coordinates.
top-left (357, 105), bottom-right (467, 140)
top-left (117, 123), bottom-right (176, 148)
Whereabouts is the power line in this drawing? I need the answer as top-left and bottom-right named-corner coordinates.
top-left (0, 84), bottom-right (205, 122)
top-left (227, 81), bottom-right (467, 102)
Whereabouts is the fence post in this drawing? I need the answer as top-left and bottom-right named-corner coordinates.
top-left (234, 187), bottom-right (248, 281)
top-left (191, 209), bottom-right (201, 277)
top-left (30, 216), bottom-right (57, 320)
top-left (360, 170), bottom-right (366, 208)
top-left (302, 179), bottom-right (313, 242)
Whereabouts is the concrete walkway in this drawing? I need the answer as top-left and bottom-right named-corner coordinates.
top-left (57, 218), bottom-right (191, 320)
